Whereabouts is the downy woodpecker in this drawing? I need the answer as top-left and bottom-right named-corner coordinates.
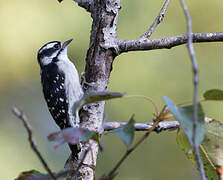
top-left (37, 39), bottom-right (83, 158)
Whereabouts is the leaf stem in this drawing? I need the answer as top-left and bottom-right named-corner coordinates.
top-left (124, 95), bottom-right (159, 115)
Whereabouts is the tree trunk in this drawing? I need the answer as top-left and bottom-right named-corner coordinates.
top-left (66, 0), bottom-right (120, 179)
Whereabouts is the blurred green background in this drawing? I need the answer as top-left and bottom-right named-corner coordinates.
top-left (1, 0), bottom-right (223, 179)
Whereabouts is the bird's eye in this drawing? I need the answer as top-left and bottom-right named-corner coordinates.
top-left (54, 44), bottom-right (60, 50)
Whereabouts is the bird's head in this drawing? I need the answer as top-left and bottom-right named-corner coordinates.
top-left (37, 39), bottom-right (73, 68)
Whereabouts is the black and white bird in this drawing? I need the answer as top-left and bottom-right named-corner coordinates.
top-left (37, 39), bottom-right (83, 158)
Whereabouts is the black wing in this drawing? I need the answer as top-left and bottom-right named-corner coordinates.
top-left (41, 63), bottom-right (69, 129)
top-left (41, 63), bottom-right (80, 159)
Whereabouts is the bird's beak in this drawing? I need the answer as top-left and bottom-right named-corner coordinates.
top-left (62, 39), bottom-right (73, 49)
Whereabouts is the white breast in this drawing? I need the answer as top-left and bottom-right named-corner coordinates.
top-left (56, 53), bottom-right (83, 115)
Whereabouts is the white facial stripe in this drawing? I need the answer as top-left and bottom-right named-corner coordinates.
top-left (39, 42), bottom-right (58, 54)
top-left (40, 51), bottom-right (58, 66)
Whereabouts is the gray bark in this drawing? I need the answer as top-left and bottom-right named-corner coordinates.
top-left (103, 121), bottom-right (180, 131)
top-left (66, 0), bottom-right (120, 180)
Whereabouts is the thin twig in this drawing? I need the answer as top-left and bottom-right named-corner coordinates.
top-left (179, 1), bottom-right (206, 180)
top-left (141, 0), bottom-right (171, 39)
top-left (54, 169), bottom-right (74, 178)
top-left (118, 32), bottom-right (223, 53)
top-left (123, 95), bottom-right (159, 115)
top-left (102, 106), bottom-right (168, 179)
top-left (103, 121), bottom-right (179, 132)
top-left (106, 115), bottom-right (163, 177)
top-left (12, 107), bottom-right (57, 180)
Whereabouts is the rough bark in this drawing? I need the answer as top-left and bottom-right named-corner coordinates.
top-left (66, 1), bottom-right (120, 180)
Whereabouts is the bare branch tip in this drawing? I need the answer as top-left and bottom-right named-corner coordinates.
top-left (12, 106), bottom-right (22, 117)
top-left (141, 0), bottom-right (171, 39)
top-left (12, 106), bottom-right (56, 179)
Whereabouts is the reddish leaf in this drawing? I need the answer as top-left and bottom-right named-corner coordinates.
top-left (16, 170), bottom-right (51, 180)
top-left (48, 127), bottom-right (96, 148)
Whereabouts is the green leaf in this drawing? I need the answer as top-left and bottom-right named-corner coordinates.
top-left (109, 115), bottom-right (135, 147)
top-left (176, 128), bottom-right (219, 180)
top-left (16, 170), bottom-right (51, 180)
top-left (203, 89), bottom-right (223, 101)
top-left (48, 127), bottom-right (96, 148)
top-left (176, 128), bottom-right (197, 165)
top-left (92, 133), bottom-right (104, 152)
top-left (202, 119), bottom-right (223, 177)
top-left (163, 96), bottom-right (206, 147)
top-left (73, 91), bottom-right (124, 113)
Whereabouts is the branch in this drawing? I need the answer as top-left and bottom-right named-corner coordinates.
top-left (118, 32), bottom-right (223, 53)
top-left (179, 0), bottom-right (206, 180)
top-left (12, 107), bottom-right (57, 180)
top-left (141, 0), bottom-right (171, 39)
top-left (103, 121), bottom-right (179, 132)
top-left (73, 0), bottom-right (93, 12)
